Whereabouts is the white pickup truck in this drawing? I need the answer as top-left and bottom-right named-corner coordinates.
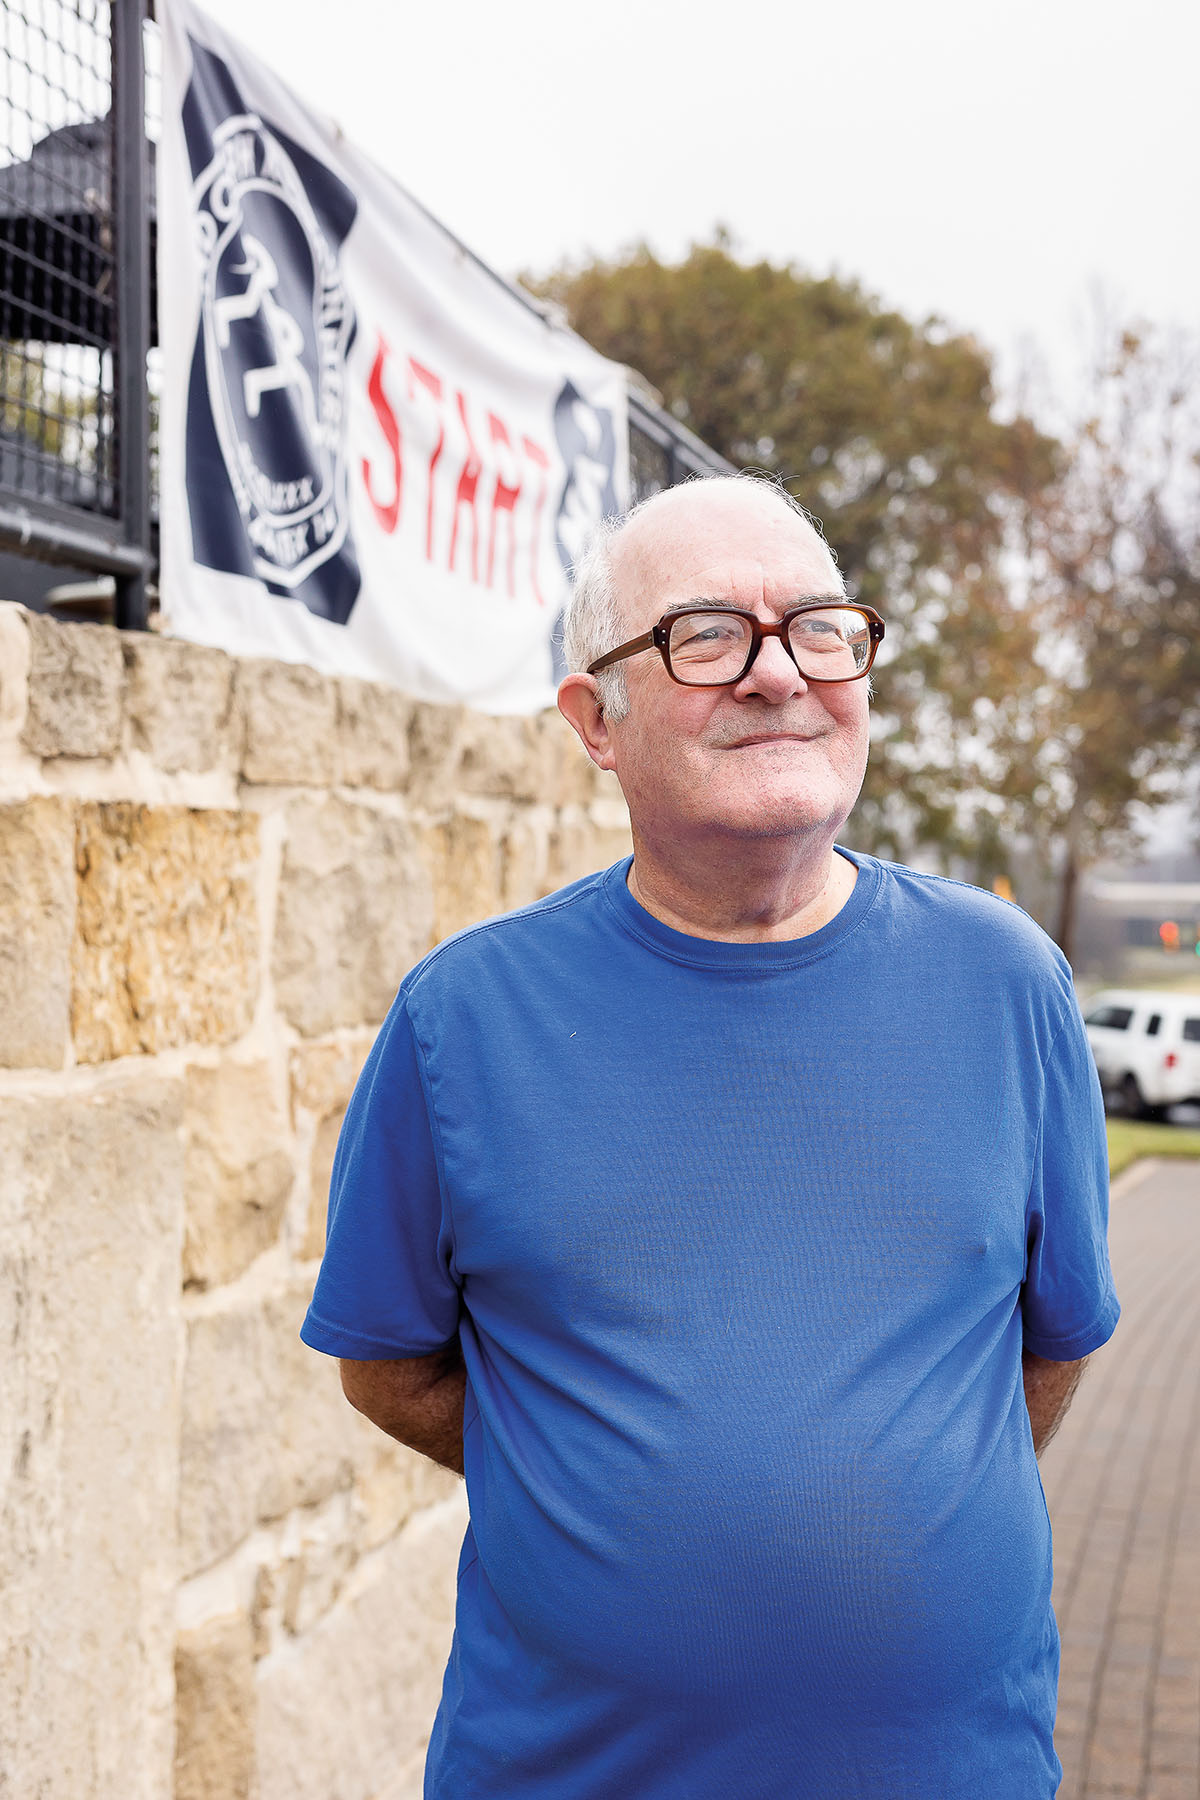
top-left (1082, 989), bottom-right (1200, 1117)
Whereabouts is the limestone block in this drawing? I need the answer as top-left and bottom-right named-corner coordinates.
top-left (500, 810), bottom-right (553, 912)
top-left (404, 700), bottom-right (468, 811)
top-left (289, 1034), bottom-right (375, 1259)
top-left (244, 1489), bottom-right (360, 1658)
top-left (335, 677), bottom-right (411, 790)
top-left (455, 709), bottom-right (552, 803)
top-left (238, 659), bottom-right (337, 786)
top-left (255, 1495), bottom-right (467, 1800)
top-left (175, 1612), bottom-right (258, 1800)
top-left (0, 601), bottom-right (31, 744)
top-left (73, 803), bottom-right (260, 1063)
top-left (405, 700), bottom-right (574, 808)
top-left (304, 1110), bottom-right (342, 1259)
top-left (123, 634), bottom-right (237, 774)
top-left (405, 701), bottom-right (614, 812)
top-left (0, 1081), bottom-right (184, 1800)
top-left (21, 611), bottom-right (124, 759)
top-left (180, 1278), bottom-right (377, 1574)
top-left (280, 1529), bottom-right (358, 1639)
top-left (420, 811), bottom-right (503, 943)
top-left (252, 1561), bottom-right (286, 1660)
top-left (272, 797), bottom-right (432, 1037)
top-left (377, 1756), bottom-right (426, 1800)
top-left (289, 1033), bottom-right (374, 1122)
top-left (547, 808), bottom-right (633, 889)
top-left (184, 1060), bottom-right (295, 1289)
top-left (0, 797), bottom-right (75, 1068)
top-left (356, 1443), bottom-right (459, 1553)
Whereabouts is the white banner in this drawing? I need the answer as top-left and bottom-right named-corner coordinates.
top-left (157, 0), bottom-right (628, 713)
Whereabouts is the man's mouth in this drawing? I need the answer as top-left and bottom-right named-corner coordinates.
top-left (720, 731), bottom-right (827, 749)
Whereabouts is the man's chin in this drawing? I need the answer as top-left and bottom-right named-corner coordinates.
top-left (708, 800), bottom-right (848, 842)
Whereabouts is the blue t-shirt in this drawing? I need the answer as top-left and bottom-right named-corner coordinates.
top-left (302, 852), bottom-right (1119, 1799)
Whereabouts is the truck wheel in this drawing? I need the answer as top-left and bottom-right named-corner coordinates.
top-left (1121, 1073), bottom-right (1145, 1116)
top-left (1121, 1073), bottom-right (1163, 1120)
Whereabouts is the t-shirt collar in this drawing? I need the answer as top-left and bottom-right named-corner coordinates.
top-left (601, 847), bottom-right (883, 971)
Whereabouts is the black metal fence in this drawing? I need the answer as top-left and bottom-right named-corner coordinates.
top-left (0, 0), bottom-right (152, 625)
top-left (628, 391), bottom-right (730, 504)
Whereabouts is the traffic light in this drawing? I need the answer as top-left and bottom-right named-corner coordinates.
top-left (1159, 920), bottom-right (1181, 951)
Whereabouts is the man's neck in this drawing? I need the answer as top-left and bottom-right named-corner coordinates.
top-left (626, 832), bottom-right (857, 944)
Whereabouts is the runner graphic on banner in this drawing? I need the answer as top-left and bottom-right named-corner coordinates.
top-left (158, 0), bottom-right (629, 713)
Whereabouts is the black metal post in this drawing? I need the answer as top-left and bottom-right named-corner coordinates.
top-left (111, 0), bottom-right (152, 630)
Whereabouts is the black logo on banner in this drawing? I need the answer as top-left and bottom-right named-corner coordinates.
top-left (550, 380), bottom-right (620, 681)
top-left (182, 39), bottom-right (361, 624)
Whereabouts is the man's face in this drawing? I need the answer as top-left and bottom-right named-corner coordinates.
top-left (602, 487), bottom-right (871, 847)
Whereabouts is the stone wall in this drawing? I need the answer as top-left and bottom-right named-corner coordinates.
top-left (0, 604), bottom-right (632, 1800)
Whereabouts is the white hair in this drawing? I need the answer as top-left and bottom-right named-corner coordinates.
top-left (562, 513), bottom-right (632, 719)
top-left (561, 473), bottom-right (844, 723)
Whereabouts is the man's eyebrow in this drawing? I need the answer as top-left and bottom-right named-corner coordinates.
top-left (659, 597), bottom-right (733, 616)
top-left (658, 594), bottom-right (846, 617)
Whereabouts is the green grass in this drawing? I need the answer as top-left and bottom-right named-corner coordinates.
top-left (1107, 1118), bottom-right (1200, 1178)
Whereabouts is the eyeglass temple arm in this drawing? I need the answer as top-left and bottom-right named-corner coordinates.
top-left (586, 629), bottom-right (657, 676)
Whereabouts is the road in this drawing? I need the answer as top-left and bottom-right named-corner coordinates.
top-left (1042, 1157), bottom-right (1200, 1799)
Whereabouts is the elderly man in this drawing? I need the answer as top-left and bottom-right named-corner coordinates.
top-left (301, 475), bottom-right (1118, 1799)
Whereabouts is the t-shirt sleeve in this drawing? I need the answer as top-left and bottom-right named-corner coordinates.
top-left (1021, 996), bottom-right (1120, 1360)
top-left (300, 990), bottom-right (461, 1360)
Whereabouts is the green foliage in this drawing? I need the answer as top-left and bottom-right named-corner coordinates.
top-left (1002, 326), bottom-right (1200, 954)
top-left (533, 241), bottom-right (1055, 598)
top-left (529, 239), bottom-right (1060, 866)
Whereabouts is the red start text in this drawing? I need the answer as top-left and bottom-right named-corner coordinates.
top-left (361, 333), bottom-right (552, 604)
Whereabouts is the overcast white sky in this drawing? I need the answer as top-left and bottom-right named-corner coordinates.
top-left (192, 0), bottom-right (1198, 408)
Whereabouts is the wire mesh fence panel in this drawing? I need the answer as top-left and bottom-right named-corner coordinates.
top-left (0, 0), bottom-right (119, 517)
top-left (627, 394), bottom-right (733, 506)
top-left (629, 420), bottom-right (673, 505)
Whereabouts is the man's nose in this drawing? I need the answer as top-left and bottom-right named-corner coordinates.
top-left (732, 630), bottom-right (808, 703)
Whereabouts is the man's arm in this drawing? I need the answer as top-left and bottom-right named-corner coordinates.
top-left (1022, 1349), bottom-right (1089, 1458)
top-left (340, 1340), bottom-right (466, 1476)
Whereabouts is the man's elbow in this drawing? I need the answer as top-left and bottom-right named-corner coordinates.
top-left (336, 1346), bottom-right (467, 1475)
top-left (339, 1357), bottom-right (377, 1419)
top-left (1022, 1348), bottom-right (1091, 1457)
top-left (338, 1355), bottom-right (419, 1430)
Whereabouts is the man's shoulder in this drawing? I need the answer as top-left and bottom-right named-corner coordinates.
top-left (868, 856), bottom-right (1071, 980)
top-left (401, 860), bottom-right (624, 1004)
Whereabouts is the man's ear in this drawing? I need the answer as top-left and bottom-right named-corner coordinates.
top-left (557, 673), bottom-right (617, 771)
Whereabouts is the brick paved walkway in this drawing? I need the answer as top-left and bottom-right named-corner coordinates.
top-left (1041, 1157), bottom-right (1200, 1800)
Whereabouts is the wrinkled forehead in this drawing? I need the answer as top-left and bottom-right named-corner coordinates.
top-left (610, 483), bottom-right (841, 632)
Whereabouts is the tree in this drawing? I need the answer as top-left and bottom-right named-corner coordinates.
top-left (528, 238), bottom-right (1059, 867)
top-left (996, 321), bottom-right (1200, 963)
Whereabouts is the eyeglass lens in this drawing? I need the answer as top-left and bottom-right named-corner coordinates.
top-left (666, 607), bottom-right (873, 684)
